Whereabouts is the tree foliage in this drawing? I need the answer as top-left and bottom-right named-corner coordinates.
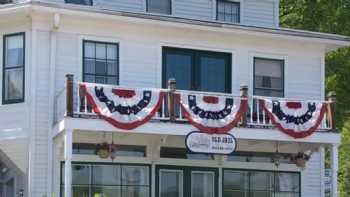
top-left (280, 0), bottom-right (350, 196)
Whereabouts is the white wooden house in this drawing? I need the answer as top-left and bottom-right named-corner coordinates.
top-left (0, 0), bottom-right (349, 197)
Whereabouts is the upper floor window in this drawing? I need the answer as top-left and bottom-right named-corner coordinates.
top-left (83, 40), bottom-right (119, 85)
top-left (147, 0), bottom-right (171, 15)
top-left (2, 33), bottom-right (25, 104)
top-left (217, 0), bottom-right (240, 23)
top-left (65, 0), bottom-right (92, 6)
top-left (254, 57), bottom-right (284, 97)
top-left (163, 47), bottom-right (231, 93)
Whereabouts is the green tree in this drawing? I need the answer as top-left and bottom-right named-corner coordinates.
top-left (280, 0), bottom-right (350, 196)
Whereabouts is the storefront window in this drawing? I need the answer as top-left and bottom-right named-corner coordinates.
top-left (61, 163), bottom-right (150, 197)
top-left (223, 170), bottom-right (300, 197)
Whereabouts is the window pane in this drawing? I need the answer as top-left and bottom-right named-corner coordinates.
top-left (122, 186), bottom-right (149, 197)
top-left (72, 165), bottom-right (90, 185)
top-left (92, 186), bottom-right (121, 197)
top-left (113, 145), bottom-right (146, 157)
top-left (84, 75), bottom-right (95, 83)
top-left (191, 172), bottom-right (214, 197)
top-left (107, 44), bottom-right (118, 60)
top-left (199, 55), bottom-right (227, 93)
top-left (160, 170), bottom-right (183, 197)
top-left (223, 170), bottom-right (249, 191)
top-left (65, 0), bottom-right (92, 5)
top-left (83, 41), bottom-right (119, 85)
top-left (107, 61), bottom-right (118, 75)
top-left (254, 58), bottom-right (284, 97)
top-left (121, 166), bottom-right (149, 186)
top-left (276, 173), bottom-right (300, 192)
top-left (274, 192), bottom-right (299, 197)
top-left (147, 0), bottom-right (171, 14)
top-left (250, 171), bottom-right (274, 191)
top-left (4, 68), bottom-right (23, 101)
top-left (72, 186), bottom-right (90, 197)
top-left (107, 77), bottom-right (118, 85)
top-left (217, 1), bottom-right (240, 23)
top-left (165, 52), bottom-right (192, 90)
top-left (96, 60), bottom-right (107, 75)
top-left (84, 59), bottom-right (95, 74)
top-left (5, 35), bottom-right (24, 68)
top-left (84, 42), bottom-right (95, 58)
top-left (93, 165), bottom-right (121, 185)
top-left (96, 43), bottom-right (107, 59)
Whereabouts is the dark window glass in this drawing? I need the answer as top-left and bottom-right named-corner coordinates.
top-left (83, 41), bottom-right (119, 85)
top-left (147, 0), bottom-right (171, 15)
top-left (217, 0), bottom-right (240, 23)
top-left (254, 58), bottom-right (284, 97)
top-left (72, 143), bottom-right (146, 157)
top-left (3, 33), bottom-right (25, 104)
top-left (160, 147), bottom-right (214, 160)
top-left (223, 170), bottom-right (300, 197)
top-left (61, 163), bottom-right (150, 197)
top-left (163, 47), bottom-right (231, 93)
top-left (65, 0), bottom-right (92, 6)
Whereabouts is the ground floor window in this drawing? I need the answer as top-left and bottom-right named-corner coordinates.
top-left (223, 169), bottom-right (300, 197)
top-left (156, 165), bottom-right (218, 197)
top-left (61, 163), bottom-right (150, 197)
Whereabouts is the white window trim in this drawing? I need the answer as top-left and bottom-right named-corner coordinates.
top-left (78, 35), bottom-right (122, 84)
top-left (249, 52), bottom-right (288, 98)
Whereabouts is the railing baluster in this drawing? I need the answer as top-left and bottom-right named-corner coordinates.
top-left (250, 98), bottom-right (254, 124)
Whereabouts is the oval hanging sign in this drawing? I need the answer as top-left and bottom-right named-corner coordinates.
top-left (185, 131), bottom-right (237, 155)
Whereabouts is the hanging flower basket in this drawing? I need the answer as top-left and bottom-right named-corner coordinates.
top-left (96, 143), bottom-right (111, 159)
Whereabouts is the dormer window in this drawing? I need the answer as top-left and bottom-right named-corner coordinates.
top-left (65, 0), bottom-right (92, 6)
top-left (217, 0), bottom-right (240, 23)
top-left (146, 0), bottom-right (171, 15)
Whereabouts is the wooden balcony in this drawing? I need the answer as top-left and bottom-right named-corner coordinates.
top-left (54, 74), bottom-right (336, 132)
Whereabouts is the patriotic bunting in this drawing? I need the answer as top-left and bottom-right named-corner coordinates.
top-left (177, 93), bottom-right (248, 134)
top-left (80, 83), bottom-right (165, 130)
top-left (259, 99), bottom-right (327, 138)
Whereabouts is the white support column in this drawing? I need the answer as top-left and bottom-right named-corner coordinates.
top-left (331, 144), bottom-right (339, 197)
top-left (64, 129), bottom-right (73, 197)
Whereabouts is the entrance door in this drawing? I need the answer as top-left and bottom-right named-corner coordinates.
top-left (157, 166), bottom-right (217, 197)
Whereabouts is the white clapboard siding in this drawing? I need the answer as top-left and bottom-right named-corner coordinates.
top-left (243, 0), bottom-right (277, 27)
top-left (95, 0), bottom-right (145, 12)
top-left (173, 0), bottom-right (213, 20)
top-left (38, 0), bottom-right (279, 27)
top-left (302, 152), bottom-right (323, 197)
top-left (31, 30), bottom-right (51, 197)
top-left (286, 56), bottom-right (322, 99)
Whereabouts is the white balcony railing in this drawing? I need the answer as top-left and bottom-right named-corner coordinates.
top-left (54, 78), bottom-right (333, 131)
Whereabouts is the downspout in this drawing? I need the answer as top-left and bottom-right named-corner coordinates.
top-left (47, 12), bottom-right (60, 196)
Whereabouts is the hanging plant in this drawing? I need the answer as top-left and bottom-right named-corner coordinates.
top-left (96, 143), bottom-right (111, 159)
top-left (293, 152), bottom-right (311, 168)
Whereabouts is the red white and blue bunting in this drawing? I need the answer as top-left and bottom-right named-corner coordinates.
top-left (259, 99), bottom-right (327, 138)
top-left (80, 83), bottom-right (165, 130)
top-left (177, 93), bottom-right (248, 134)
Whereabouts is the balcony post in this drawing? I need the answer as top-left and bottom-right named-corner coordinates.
top-left (65, 74), bottom-right (74, 117)
top-left (330, 144), bottom-right (339, 197)
top-left (168, 78), bottom-right (176, 122)
top-left (240, 85), bottom-right (248, 126)
top-left (64, 129), bottom-right (73, 197)
top-left (327, 91), bottom-right (336, 131)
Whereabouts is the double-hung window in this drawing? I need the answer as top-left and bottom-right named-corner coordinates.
top-left (2, 33), bottom-right (25, 104)
top-left (65, 0), bottom-right (92, 6)
top-left (163, 47), bottom-right (232, 93)
top-left (83, 40), bottom-right (119, 85)
top-left (254, 57), bottom-right (284, 97)
top-left (217, 0), bottom-right (240, 23)
top-left (147, 0), bottom-right (171, 15)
